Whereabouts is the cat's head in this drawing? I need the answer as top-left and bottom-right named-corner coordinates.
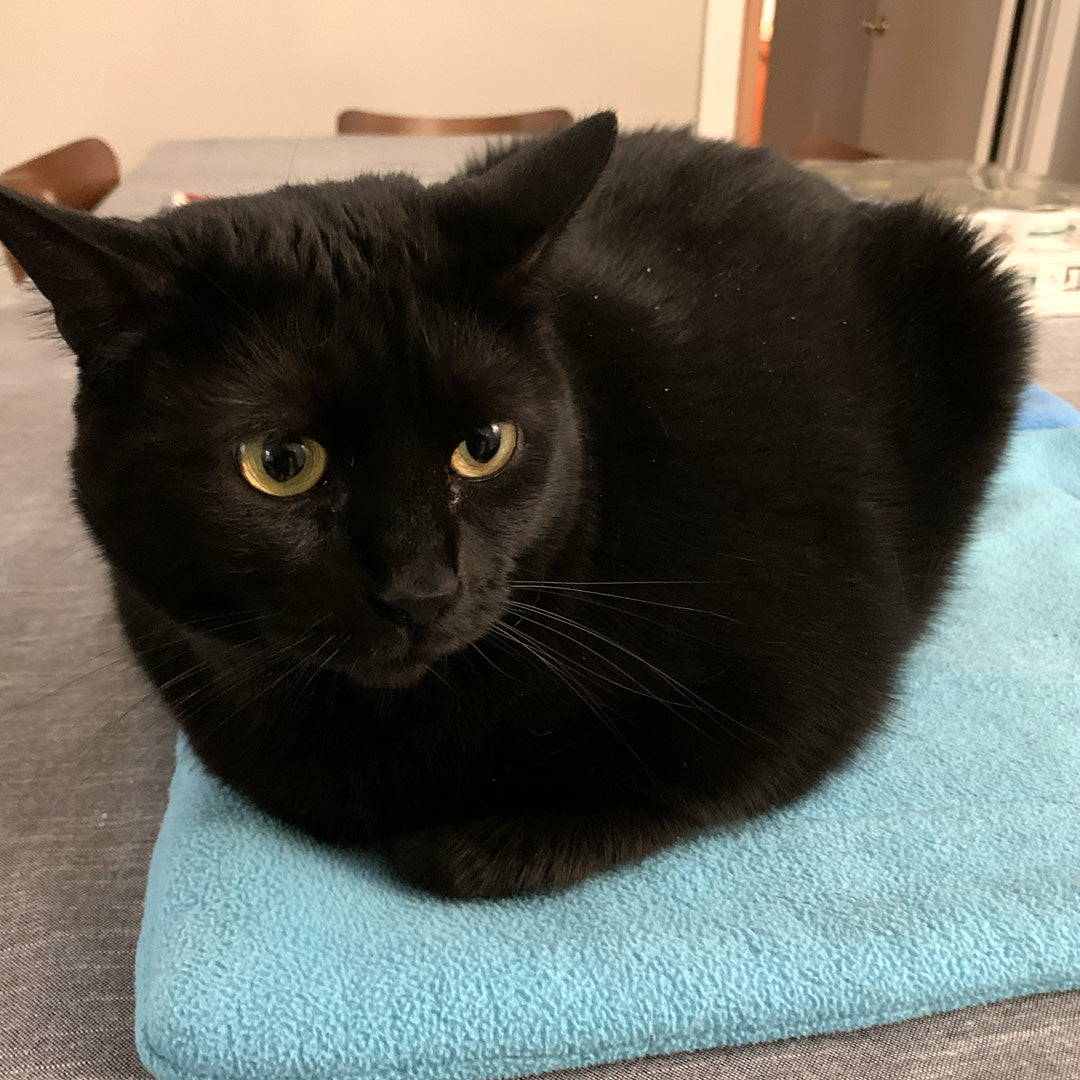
top-left (0, 113), bottom-right (617, 687)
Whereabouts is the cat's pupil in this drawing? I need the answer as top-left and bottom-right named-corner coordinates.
top-left (466, 424), bottom-right (501, 463)
top-left (261, 439), bottom-right (307, 482)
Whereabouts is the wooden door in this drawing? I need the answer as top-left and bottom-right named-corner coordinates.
top-left (760, 0), bottom-right (1011, 160)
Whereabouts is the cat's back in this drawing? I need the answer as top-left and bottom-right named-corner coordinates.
top-left (531, 125), bottom-right (1030, 627)
top-left (559, 128), bottom-right (854, 274)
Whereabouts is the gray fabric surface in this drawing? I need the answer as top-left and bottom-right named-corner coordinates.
top-left (0, 306), bottom-right (174, 1080)
top-left (2, 136), bottom-right (1078, 1079)
top-left (529, 991), bottom-right (1080, 1080)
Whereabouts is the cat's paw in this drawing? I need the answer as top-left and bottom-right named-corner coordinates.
top-left (389, 818), bottom-right (572, 900)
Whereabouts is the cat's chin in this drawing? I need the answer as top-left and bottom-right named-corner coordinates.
top-left (350, 658), bottom-right (432, 690)
top-left (334, 643), bottom-right (457, 690)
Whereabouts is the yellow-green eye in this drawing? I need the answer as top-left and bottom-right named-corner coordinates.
top-left (238, 435), bottom-right (328, 496)
top-left (450, 421), bottom-right (518, 479)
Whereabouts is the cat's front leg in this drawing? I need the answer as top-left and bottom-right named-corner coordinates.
top-left (389, 800), bottom-right (704, 899)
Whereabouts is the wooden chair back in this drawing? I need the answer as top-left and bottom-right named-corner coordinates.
top-left (337, 109), bottom-right (573, 137)
top-left (791, 134), bottom-right (882, 161)
top-left (2, 137), bottom-right (120, 283)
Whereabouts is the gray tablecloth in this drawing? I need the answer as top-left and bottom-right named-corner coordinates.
top-left (2, 136), bottom-right (1077, 1080)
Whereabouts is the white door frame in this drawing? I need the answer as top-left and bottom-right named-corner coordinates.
top-left (698, 0), bottom-right (748, 138)
top-left (976, 0), bottom-right (1023, 162)
top-left (999, 0), bottom-right (1080, 173)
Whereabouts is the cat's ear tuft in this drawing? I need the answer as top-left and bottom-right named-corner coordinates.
top-left (0, 185), bottom-right (170, 369)
top-left (433, 111), bottom-right (618, 282)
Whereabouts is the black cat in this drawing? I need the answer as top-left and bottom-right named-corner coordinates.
top-left (0, 113), bottom-right (1029, 898)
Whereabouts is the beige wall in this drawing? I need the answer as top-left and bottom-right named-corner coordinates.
top-left (1, 0), bottom-right (709, 175)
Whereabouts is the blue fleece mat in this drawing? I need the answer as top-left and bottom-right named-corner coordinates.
top-left (135, 391), bottom-right (1080, 1080)
top-left (1017, 383), bottom-right (1080, 429)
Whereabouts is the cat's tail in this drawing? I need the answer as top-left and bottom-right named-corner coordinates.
top-left (855, 199), bottom-right (1033, 615)
top-left (860, 198), bottom-right (1032, 427)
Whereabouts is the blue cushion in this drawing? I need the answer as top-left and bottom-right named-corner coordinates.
top-left (135, 422), bottom-right (1080, 1080)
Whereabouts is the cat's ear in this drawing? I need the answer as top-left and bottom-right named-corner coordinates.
top-left (0, 184), bottom-right (170, 367)
top-left (433, 111), bottom-right (618, 281)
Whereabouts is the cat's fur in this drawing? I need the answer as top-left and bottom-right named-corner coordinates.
top-left (0, 114), bottom-right (1029, 897)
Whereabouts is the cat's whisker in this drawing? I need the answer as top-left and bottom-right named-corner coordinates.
top-left (19, 606), bottom-right (279, 714)
top-left (288, 635), bottom-right (350, 705)
top-left (66, 640), bottom-right (304, 792)
top-left (234, 633), bottom-right (340, 722)
top-left (10, 653), bottom-right (138, 714)
top-left (504, 607), bottom-right (724, 755)
top-left (468, 640), bottom-right (515, 683)
top-left (426, 660), bottom-right (459, 696)
top-left (511, 575), bottom-right (749, 585)
top-left (508, 600), bottom-right (777, 749)
top-left (509, 600), bottom-right (712, 706)
top-left (509, 582), bottom-right (737, 623)
top-left (505, 607), bottom-right (690, 710)
top-left (36, 618), bottom-right (276, 780)
top-left (491, 623), bottom-right (636, 740)
top-left (490, 622), bottom-right (663, 787)
top-left (511, 588), bottom-right (724, 649)
top-left (489, 623), bottom-right (607, 721)
top-left (167, 625), bottom-right (327, 727)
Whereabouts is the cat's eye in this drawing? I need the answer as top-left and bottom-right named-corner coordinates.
top-left (238, 435), bottom-right (328, 496)
top-left (450, 422), bottom-right (518, 479)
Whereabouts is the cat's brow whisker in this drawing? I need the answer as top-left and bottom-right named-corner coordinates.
top-left (177, 256), bottom-right (262, 333)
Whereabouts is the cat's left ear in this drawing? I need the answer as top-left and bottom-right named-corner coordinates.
top-left (0, 185), bottom-right (170, 370)
top-left (432, 111), bottom-right (618, 281)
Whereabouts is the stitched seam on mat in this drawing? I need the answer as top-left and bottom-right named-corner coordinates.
top-left (138, 976), bottom-right (1080, 1080)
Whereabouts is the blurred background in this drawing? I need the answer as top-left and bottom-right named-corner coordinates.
top-left (4, 0), bottom-right (1080, 332)
top-left (0, 0), bottom-right (720, 174)
top-left (749, 0), bottom-right (1080, 181)
top-left (3, 0), bottom-right (1078, 180)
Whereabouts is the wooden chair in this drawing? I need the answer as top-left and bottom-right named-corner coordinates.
top-left (337, 108), bottom-right (573, 137)
top-left (1, 137), bottom-right (120, 283)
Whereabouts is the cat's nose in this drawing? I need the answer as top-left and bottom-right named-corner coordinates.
top-left (371, 567), bottom-right (458, 628)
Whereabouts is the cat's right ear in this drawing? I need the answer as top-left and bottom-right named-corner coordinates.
top-left (0, 185), bottom-right (169, 370)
